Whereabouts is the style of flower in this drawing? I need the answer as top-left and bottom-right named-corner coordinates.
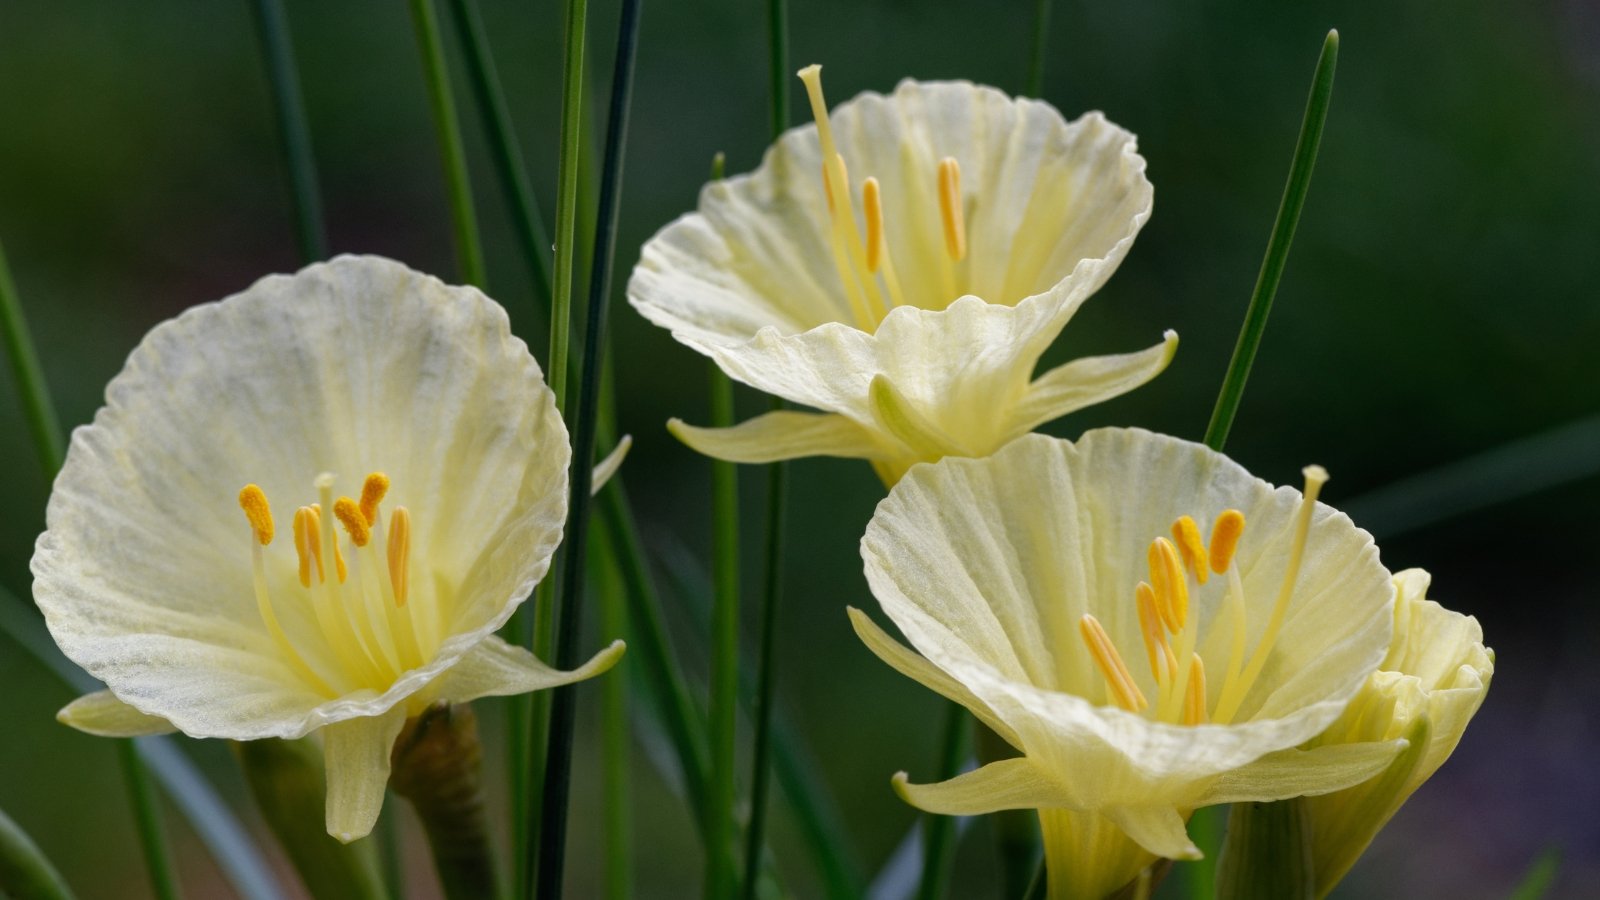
top-left (1299, 567), bottom-right (1493, 897)
top-left (34, 256), bottom-right (623, 842)
top-left (850, 429), bottom-right (1409, 898)
top-left (629, 66), bottom-right (1173, 485)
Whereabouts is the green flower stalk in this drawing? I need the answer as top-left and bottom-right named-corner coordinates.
top-left (390, 702), bottom-right (500, 900)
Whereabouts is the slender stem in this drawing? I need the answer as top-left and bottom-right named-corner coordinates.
top-left (915, 703), bottom-right (970, 900)
top-left (1203, 30), bottom-right (1339, 452)
top-left (408, 0), bottom-right (487, 288)
top-left (705, 362), bottom-right (740, 900)
top-left (120, 740), bottom-right (182, 900)
top-left (0, 240), bottom-right (64, 482)
top-left (248, 0), bottom-right (327, 263)
top-left (976, 726), bottom-right (1037, 898)
top-left (546, 0), bottom-right (587, 412)
top-left (594, 524), bottom-right (633, 900)
top-left (534, 0), bottom-right (643, 894)
top-left (0, 805), bottom-right (77, 900)
top-left (1025, 0), bottom-right (1053, 97)
top-left (1021, 859), bottom-right (1046, 900)
top-left (444, 0), bottom-right (554, 310)
top-left (740, 6), bottom-right (789, 895)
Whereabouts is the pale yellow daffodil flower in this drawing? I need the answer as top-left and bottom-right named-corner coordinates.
top-left (33, 256), bottom-right (623, 842)
top-left (1300, 567), bottom-right (1493, 897)
top-left (629, 66), bottom-right (1173, 485)
top-left (850, 429), bottom-right (1409, 898)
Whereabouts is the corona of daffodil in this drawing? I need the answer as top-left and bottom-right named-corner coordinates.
top-left (629, 66), bottom-right (1172, 485)
top-left (850, 429), bottom-right (1409, 898)
top-left (33, 256), bottom-right (622, 842)
top-left (1300, 567), bottom-right (1492, 897)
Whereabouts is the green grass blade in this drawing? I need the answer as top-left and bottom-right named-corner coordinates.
top-left (534, 0), bottom-right (643, 894)
top-left (915, 704), bottom-right (970, 900)
top-left (1203, 30), bottom-right (1339, 453)
top-left (408, 0), bottom-right (487, 288)
top-left (1025, 0), bottom-right (1053, 97)
top-left (0, 805), bottom-right (77, 900)
top-left (445, 0), bottom-right (554, 310)
top-left (593, 523), bottom-right (633, 900)
top-left (706, 361), bottom-right (740, 900)
top-left (119, 740), bottom-right (182, 900)
top-left (0, 240), bottom-right (64, 482)
top-left (248, 0), bottom-right (327, 263)
top-left (1343, 414), bottom-right (1600, 539)
top-left (1507, 846), bottom-right (1561, 900)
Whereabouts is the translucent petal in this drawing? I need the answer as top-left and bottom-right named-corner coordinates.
top-left (429, 636), bottom-right (624, 704)
top-left (58, 689), bottom-right (176, 737)
top-left (322, 707), bottom-right (407, 842)
top-left (1006, 330), bottom-right (1178, 436)
top-left (892, 757), bottom-right (1073, 815)
top-left (668, 410), bottom-right (886, 464)
top-left (1104, 805), bottom-right (1200, 861)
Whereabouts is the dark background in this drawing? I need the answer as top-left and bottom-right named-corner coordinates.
top-left (0, 1), bottom-right (1595, 897)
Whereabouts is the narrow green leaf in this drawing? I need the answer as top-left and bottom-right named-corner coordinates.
top-left (444, 0), bottom-right (554, 310)
top-left (408, 0), bottom-right (487, 288)
top-left (248, 0), bottom-right (327, 264)
top-left (0, 239), bottom-right (64, 482)
top-left (915, 704), bottom-right (971, 900)
top-left (592, 526), bottom-right (633, 900)
top-left (707, 356), bottom-right (740, 900)
top-left (534, 0), bottom-right (644, 894)
top-left (1203, 30), bottom-right (1339, 452)
top-left (0, 805), bottom-right (76, 900)
top-left (1507, 846), bottom-right (1561, 900)
top-left (1024, 0), bottom-right (1053, 97)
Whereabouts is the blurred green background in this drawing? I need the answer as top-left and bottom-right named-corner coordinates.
top-left (1, 0), bottom-right (1596, 897)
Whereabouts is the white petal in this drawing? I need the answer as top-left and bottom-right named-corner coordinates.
top-left (58, 690), bottom-right (176, 737)
top-left (667, 410), bottom-right (886, 464)
top-left (323, 707), bottom-right (408, 843)
top-left (33, 255), bottom-right (570, 738)
top-left (429, 636), bottom-right (625, 704)
top-left (1191, 740), bottom-right (1408, 806)
top-left (1103, 806), bottom-right (1200, 860)
top-left (847, 607), bottom-right (1019, 748)
top-left (591, 435), bottom-right (632, 495)
top-left (1006, 330), bottom-right (1178, 436)
top-left (892, 758), bottom-right (1073, 815)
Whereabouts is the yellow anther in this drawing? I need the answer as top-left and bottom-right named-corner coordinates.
top-left (1147, 538), bottom-right (1186, 632)
top-left (237, 484), bottom-right (274, 545)
top-left (388, 506), bottom-right (411, 607)
top-left (1079, 614), bottom-right (1147, 713)
top-left (333, 497), bottom-right (371, 548)
top-left (863, 177), bottom-right (885, 274)
top-left (937, 157), bottom-right (966, 262)
top-left (312, 503), bottom-right (347, 583)
top-left (1209, 509), bottom-right (1246, 574)
top-left (359, 472), bottom-right (389, 525)
top-left (292, 507), bottom-right (317, 587)
top-left (1171, 516), bottom-right (1209, 585)
top-left (1183, 654), bottom-right (1209, 726)
top-left (1134, 581), bottom-right (1167, 682)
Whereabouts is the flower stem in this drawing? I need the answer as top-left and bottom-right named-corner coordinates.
top-left (1202, 30), bottom-right (1339, 453)
top-left (408, 0), bottom-right (487, 289)
top-left (534, 0), bottom-right (643, 894)
top-left (444, 0), bottom-right (554, 311)
top-left (976, 725), bottom-right (1037, 898)
top-left (593, 524), bottom-right (633, 900)
top-left (1214, 801), bottom-right (1315, 900)
top-left (0, 240), bottom-right (63, 482)
top-left (248, 0), bottom-right (326, 264)
top-left (1025, 0), bottom-right (1053, 97)
top-left (0, 805), bottom-right (76, 900)
top-left (391, 704), bottom-right (502, 900)
top-left (916, 703), bottom-right (970, 900)
top-left (739, 5), bottom-right (790, 895)
top-left (119, 739), bottom-right (182, 900)
top-left (706, 361), bottom-right (740, 900)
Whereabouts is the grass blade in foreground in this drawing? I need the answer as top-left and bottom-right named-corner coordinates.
top-left (248, 0), bottom-right (327, 264)
top-left (408, 0), bottom-right (487, 288)
top-left (445, 0), bottom-right (554, 310)
top-left (1203, 29), bottom-right (1339, 453)
top-left (535, 0), bottom-right (644, 893)
top-left (0, 805), bottom-right (76, 900)
top-left (915, 706), bottom-right (969, 900)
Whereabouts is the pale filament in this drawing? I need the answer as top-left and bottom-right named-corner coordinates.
top-left (237, 472), bottom-right (430, 697)
top-left (1080, 466), bottom-right (1329, 728)
top-left (797, 64), bottom-right (968, 331)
